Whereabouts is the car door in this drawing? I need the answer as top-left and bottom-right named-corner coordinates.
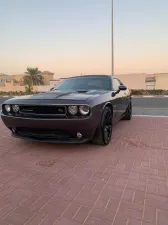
top-left (112, 78), bottom-right (124, 121)
top-left (117, 78), bottom-right (128, 113)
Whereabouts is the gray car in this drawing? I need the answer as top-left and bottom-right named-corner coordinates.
top-left (1, 75), bottom-right (132, 145)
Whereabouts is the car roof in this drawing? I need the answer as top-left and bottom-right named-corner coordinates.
top-left (68, 75), bottom-right (112, 79)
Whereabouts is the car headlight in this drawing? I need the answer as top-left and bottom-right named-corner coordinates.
top-left (68, 105), bottom-right (78, 115)
top-left (12, 105), bottom-right (19, 113)
top-left (79, 105), bottom-right (90, 115)
top-left (4, 105), bottom-right (11, 112)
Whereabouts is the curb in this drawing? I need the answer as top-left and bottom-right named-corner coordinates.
top-left (132, 95), bottom-right (168, 98)
top-left (133, 115), bottom-right (168, 118)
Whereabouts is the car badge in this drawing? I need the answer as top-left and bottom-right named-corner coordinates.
top-left (58, 108), bottom-right (63, 113)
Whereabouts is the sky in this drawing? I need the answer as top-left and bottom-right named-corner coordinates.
top-left (0, 0), bottom-right (168, 77)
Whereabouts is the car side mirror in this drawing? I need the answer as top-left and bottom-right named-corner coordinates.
top-left (112, 85), bottom-right (127, 97)
top-left (119, 85), bottom-right (127, 91)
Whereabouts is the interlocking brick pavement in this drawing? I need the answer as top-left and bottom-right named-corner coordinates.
top-left (0, 117), bottom-right (168, 225)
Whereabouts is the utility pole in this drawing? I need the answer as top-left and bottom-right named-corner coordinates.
top-left (112, 0), bottom-right (114, 76)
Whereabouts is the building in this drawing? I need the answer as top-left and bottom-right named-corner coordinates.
top-left (0, 70), bottom-right (54, 92)
top-left (145, 75), bottom-right (156, 90)
top-left (12, 70), bottom-right (54, 86)
top-left (0, 74), bottom-right (13, 87)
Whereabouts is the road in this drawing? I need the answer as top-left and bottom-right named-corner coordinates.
top-left (0, 96), bottom-right (168, 116)
top-left (132, 97), bottom-right (168, 116)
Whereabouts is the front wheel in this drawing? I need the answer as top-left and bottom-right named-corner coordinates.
top-left (92, 107), bottom-right (112, 146)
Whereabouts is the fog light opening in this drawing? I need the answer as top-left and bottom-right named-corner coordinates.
top-left (77, 132), bottom-right (82, 139)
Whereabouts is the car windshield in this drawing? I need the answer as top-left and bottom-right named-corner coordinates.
top-left (54, 76), bottom-right (111, 91)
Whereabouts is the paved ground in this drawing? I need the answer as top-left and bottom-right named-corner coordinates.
top-left (1, 96), bottom-right (168, 116)
top-left (0, 117), bottom-right (168, 225)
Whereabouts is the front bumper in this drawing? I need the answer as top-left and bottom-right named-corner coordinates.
top-left (11, 132), bottom-right (90, 144)
top-left (1, 112), bottom-right (101, 143)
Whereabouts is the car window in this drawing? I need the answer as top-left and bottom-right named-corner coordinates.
top-left (118, 79), bottom-right (123, 85)
top-left (54, 76), bottom-right (111, 91)
top-left (113, 78), bottom-right (120, 91)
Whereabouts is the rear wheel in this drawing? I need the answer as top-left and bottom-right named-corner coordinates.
top-left (122, 101), bottom-right (132, 120)
top-left (92, 107), bottom-right (112, 146)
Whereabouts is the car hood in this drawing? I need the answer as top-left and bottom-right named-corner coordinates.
top-left (9, 90), bottom-right (108, 101)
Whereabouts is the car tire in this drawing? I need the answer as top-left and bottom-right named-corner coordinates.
top-left (92, 107), bottom-right (112, 146)
top-left (122, 101), bottom-right (132, 120)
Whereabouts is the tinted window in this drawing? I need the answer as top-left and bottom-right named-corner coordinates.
top-left (55, 76), bottom-right (111, 91)
top-left (113, 78), bottom-right (120, 91)
top-left (118, 79), bottom-right (123, 85)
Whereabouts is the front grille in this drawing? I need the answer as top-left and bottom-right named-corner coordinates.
top-left (17, 128), bottom-right (74, 140)
top-left (19, 105), bottom-right (66, 116)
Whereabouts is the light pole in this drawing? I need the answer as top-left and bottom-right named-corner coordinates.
top-left (112, 0), bottom-right (114, 76)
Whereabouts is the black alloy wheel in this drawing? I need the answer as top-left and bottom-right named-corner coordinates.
top-left (92, 107), bottom-right (112, 145)
top-left (122, 102), bottom-right (132, 120)
top-left (102, 108), bottom-right (112, 144)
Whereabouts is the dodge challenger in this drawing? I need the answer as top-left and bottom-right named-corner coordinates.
top-left (1, 75), bottom-right (132, 145)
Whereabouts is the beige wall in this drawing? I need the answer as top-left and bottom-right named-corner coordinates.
top-left (155, 73), bottom-right (168, 89)
top-left (0, 85), bottom-right (25, 92)
top-left (12, 74), bottom-right (25, 81)
top-left (117, 74), bottom-right (147, 89)
top-left (4, 79), bottom-right (16, 88)
top-left (117, 73), bottom-right (168, 90)
top-left (33, 85), bottom-right (50, 92)
top-left (0, 85), bottom-right (50, 92)
top-left (42, 74), bottom-right (54, 85)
